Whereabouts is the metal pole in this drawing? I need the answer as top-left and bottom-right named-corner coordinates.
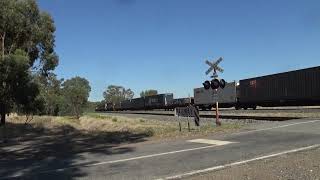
top-left (215, 89), bottom-right (221, 126)
top-left (176, 109), bottom-right (182, 132)
top-left (216, 101), bottom-right (221, 126)
top-left (187, 116), bottom-right (190, 132)
top-left (179, 117), bottom-right (182, 132)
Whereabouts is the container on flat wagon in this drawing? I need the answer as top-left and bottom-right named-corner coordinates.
top-left (144, 93), bottom-right (174, 109)
top-left (239, 66), bottom-right (320, 106)
top-left (130, 97), bottom-right (144, 110)
top-left (121, 100), bottom-right (132, 110)
top-left (193, 81), bottom-right (237, 107)
top-left (172, 98), bottom-right (193, 107)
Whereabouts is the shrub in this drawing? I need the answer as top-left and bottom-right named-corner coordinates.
top-left (112, 117), bottom-right (118, 122)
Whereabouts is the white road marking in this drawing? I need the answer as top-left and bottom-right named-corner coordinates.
top-left (81, 145), bottom-right (217, 166)
top-left (5, 119), bottom-right (320, 179)
top-left (158, 144), bottom-right (320, 180)
top-left (188, 139), bottom-right (235, 145)
top-left (7, 145), bottom-right (218, 178)
top-left (234, 119), bottom-right (320, 135)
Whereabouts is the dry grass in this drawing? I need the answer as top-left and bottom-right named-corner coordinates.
top-left (2, 113), bottom-right (244, 142)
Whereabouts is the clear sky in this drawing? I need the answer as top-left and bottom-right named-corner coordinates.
top-left (38, 0), bottom-right (320, 101)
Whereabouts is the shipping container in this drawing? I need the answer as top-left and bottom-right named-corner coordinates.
top-left (121, 99), bottom-right (133, 110)
top-left (144, 93), bottom-right (174, 109)
top-left (239, 66), bottom-right (320, 107)
top-left (131, 97), bottom-right (145, 110)
top-left (171, 98), bottom-right (194, 107)
top-left (194, 81), bottom-right (237, 109)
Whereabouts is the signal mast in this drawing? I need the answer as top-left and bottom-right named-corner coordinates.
top-left (203, 57), bottom-right (226, 126)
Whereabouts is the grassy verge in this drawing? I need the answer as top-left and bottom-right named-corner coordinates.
top-left (2, 113), bottom-right (244, 144)
top-left (84, 113), bottom-right (244, 139)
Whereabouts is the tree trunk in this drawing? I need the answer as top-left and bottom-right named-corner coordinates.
top-left (0, 103), bottom-right (5, 126)
top-left (1, 32), bottom-right (5, 59)
top-left (0, 102), bottom-right (7, 143)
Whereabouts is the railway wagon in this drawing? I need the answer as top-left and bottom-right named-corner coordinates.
top-left (171, 98), bottom-right (194, 107)
top-left (121, 99), bottom-right (133, 110)
top-left (239, 66), bottom-right (320, 108)
top-left (144, 93), bottom-right (173, 109)
top-left (194, 81), bottom-right (237, 110)
top-left (130, 97), bottom-right (145, 110)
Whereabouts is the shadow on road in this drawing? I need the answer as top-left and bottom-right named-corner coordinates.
top-left (0, 121), bottom-right (151, 179)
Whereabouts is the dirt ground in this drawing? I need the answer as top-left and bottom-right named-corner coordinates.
top-left (187, 147), bottom-right (320, 180)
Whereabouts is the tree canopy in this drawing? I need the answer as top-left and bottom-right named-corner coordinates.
top-left (61, 77), bottom-right (91, 118)
top-left (36, 74), bottom-right (64, 116)
top-left (0, 0), bottom-right (59, 125)
top-left (0, 0), bottom-right (58, 73)
top-left (103, 85), bottom-right (134, 106)
top-left (140, 89), bottom-right (158, 97)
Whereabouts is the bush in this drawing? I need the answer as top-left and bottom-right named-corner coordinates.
top-left (145, 127), bottom-right (154, 136)
top-left (112, 117), bottom-right (118, 122)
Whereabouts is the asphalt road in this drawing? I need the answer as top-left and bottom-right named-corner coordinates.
top-left (1, 118), bottom-right (320, 180)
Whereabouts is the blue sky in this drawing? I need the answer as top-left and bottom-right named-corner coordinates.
top-left (38, 0), bottom-right (320, 101)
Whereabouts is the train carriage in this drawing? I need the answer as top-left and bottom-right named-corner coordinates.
top-left (121, 99), bottom-right (133, 110)
top-left (194, 81), bottom-right (237, 110)
top-left (98, 66), bottom-right (320, 112)
top-left (171, 98), bottom-right (194, 107)
top-left (144, 93), bottom-right (174, 110)
top-left (239, 66), bottom-right (320, 108)
top-left (131, 97), bottom-right (145, 110)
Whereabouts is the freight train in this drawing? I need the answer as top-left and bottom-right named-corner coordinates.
top-left (98, 66), bottom-right (320, 111)
top-left (103, 94), bottom-right (194, 111)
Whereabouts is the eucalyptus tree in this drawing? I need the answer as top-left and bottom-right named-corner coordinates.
top-left (140, 89), bottom-right (158, 97)
top-left (61, 77), bottom-right (91, 119)
top-left (103, 85), bottom-right (134, 106)
top-left (0, 0), bottom-right (58, 125)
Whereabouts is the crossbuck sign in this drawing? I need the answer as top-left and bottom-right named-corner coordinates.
top-left (205, 57), bottom-right (224, 78)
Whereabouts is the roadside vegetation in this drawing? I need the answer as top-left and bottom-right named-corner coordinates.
top-left (3, 113), bottom-right (244, 143)
top-left (0, 0), bottom-right (92, 129)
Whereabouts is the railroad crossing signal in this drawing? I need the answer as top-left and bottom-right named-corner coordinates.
top-left (202, 56), bottom-right (225, 127)
top-left (203, 80), bottom-right (211, 90)
top-left (205, 57), bottom-right (224, 78)
top-left (203, 57), bottom-right (226, 90)
top-left (203, 79), bottom-right (226, 90)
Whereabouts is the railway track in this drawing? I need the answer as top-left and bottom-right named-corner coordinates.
top-left (102, 111), bottom-right (302, 121)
